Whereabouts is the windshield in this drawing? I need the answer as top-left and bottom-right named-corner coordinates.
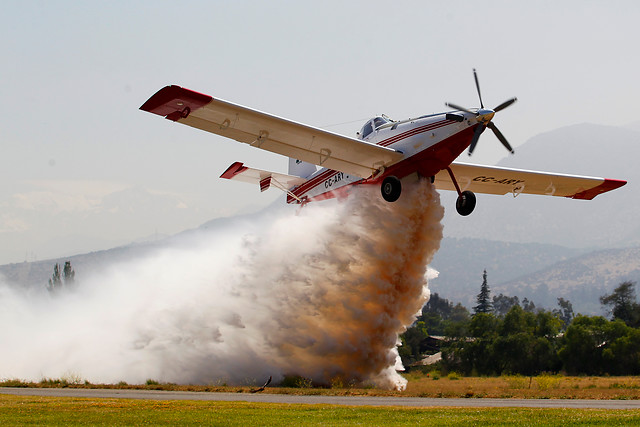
top-left (360, 121), bottom-right (374, 139)
top-left (372, 116), bottom-right (388, 129)
top-left (360, 117), bottom-right (388, 139)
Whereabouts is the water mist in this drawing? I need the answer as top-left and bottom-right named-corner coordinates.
top-left (0, 178), bottom-right (443, 390)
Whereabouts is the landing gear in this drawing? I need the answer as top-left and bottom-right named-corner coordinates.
top-left (445, 166), bottom-right (477, 216)
top-left (456, 190), bottom-right (476, 216)
top-left (381, 176), bottom-right (402, 202)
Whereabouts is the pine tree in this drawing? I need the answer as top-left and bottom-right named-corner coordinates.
top-left (473, 269), bottom-right (493, 314)
top-left (47, 261), bottom-right (76, 292)
top-left (47, 263), bottom-right (62, 292)
top-left (63, 261), bottom-right (75, 287)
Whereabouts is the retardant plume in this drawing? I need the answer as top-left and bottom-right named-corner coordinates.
top-left (0, 178), bottom-right (443, 390)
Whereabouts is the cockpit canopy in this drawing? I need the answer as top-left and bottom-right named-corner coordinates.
top-left (359, 116), bottom-right (389, 139)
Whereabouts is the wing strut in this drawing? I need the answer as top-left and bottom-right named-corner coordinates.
top-left (270, 177), bottom-right (303, 203)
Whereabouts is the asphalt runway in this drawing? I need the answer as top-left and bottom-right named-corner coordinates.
top-left (2, 388), bottom-right (640, 409)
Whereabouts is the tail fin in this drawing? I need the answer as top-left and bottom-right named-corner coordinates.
top-left (288, 158), bottom-right (317, 178)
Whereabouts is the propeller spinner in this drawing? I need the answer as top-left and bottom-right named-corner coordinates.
top-left (446, 69), bottom-right (517, 156)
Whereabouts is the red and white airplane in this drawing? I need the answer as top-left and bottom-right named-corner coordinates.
top-left (140, 71), bottom-right (626, 216)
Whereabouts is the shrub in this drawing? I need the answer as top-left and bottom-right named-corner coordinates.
top-left (447, 371), bottom-right (461, 380)
top-left (280, 375), bottom-right (313, 388)
top-left (502, 375), bottom-right (528, 389)
top-left (535, 374), bottom-right (562, 391)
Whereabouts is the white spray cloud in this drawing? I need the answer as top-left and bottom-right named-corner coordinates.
top-left (0, 179), bottom-right (443, 390)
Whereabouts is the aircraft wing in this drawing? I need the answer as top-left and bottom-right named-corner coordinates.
top-left (140, 85), bottom-right (403, 178)
top-left (220, 162), bottom-right (308, 195)
top-left (434, 162), bottom-right (626, 200)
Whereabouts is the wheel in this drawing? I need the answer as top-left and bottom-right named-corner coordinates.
top-left (456, 190), bottom-right (476, 216)
top-left (381, 176), bottom-right (402, 202)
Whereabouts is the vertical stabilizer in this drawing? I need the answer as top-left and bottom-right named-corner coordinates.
top-left (288, 158), bottom-right (317, 178)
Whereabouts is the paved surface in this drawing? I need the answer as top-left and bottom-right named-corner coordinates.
top-left (2, 388), bottom-right (640, 409)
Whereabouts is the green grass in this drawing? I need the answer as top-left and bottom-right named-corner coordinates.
top-left (1, 394), bottom-right (640, 426)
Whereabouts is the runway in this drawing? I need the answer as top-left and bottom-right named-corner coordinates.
top-left (2, 388), bottom-right (640, 409)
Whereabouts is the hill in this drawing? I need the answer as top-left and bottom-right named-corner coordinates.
top-left (428, 238), bottom-right (582, 308)
top-left (493, 246), bottom-right (640, 315)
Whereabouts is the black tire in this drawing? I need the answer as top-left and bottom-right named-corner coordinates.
top-left (456, 190), bottom-right (476, 216)
top-left (381, 176), bottom-right (402, 202)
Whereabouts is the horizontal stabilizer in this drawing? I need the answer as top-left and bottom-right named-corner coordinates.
top-left (220, 162), bottom-right (308, 197)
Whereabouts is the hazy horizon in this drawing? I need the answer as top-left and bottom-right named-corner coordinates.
top-left (2, 1), bottom-right (639, 264)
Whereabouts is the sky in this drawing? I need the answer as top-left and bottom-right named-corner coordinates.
top-left (1, 0), bottom-right (639, 265)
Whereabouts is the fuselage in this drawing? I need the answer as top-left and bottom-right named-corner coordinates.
top-left (287, 111), bottom-right (481, 203)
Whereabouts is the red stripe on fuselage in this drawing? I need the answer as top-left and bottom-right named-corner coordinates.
top-left (293, 119), bottom-right (454, 198)
top-left (377, 119), bottom-right (451, 147)
top-left (290, 168), bottom-right (340, 198)
top-left (288, 121), bottom-right (472, 203)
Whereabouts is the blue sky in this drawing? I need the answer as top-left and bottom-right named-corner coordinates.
top-left (1, 0), bottom-right (639, 264)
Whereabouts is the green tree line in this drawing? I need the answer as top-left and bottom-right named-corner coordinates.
top-left (399, 271), bottom-right (640, 376)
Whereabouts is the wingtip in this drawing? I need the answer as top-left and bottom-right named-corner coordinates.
top-left (220, 162), bottom-right (247, 179)
top-left (139, 85), bottom-right (213, 119)
top-left (571, 178), bottom-right (627, 200)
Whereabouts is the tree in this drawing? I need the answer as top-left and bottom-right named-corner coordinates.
top-left (473, 270), bottom-right (492, 314)
top-left (442, 312), bottom-right (499, 375)
top-left (493, 293), bottom-right (520, 317)
top-left (602, 327), bottom-right (640, 375)
top-left (423, 293), bottom-right (453, 319)
top-left (398, 321), bottom-right (430, 366)
top-left (558, 315), bottom-right (635, 375)
top-left (420, 293), bottom-right (470, 336)
top-left (600, 281), bottom-right (640, 327)
top-left (522, 298), bottom-right (536, 313)
top-left (63, 261), bottom-right (75, 287)
top-left (47, 263), bottom-right (62, 292)
top-left (554, 297), bottom-right (574, 331)
top-left (46, 261), bottom-right (76, 293)
top-left (401, 293), bottom-right (473, 368)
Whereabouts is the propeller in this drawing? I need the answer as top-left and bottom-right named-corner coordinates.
top-left (446, 69), bottom-right (517, 156)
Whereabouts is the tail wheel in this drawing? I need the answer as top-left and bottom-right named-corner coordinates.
top-left (381, 176), bottom-right (402, 202)
top-left (456, 190), bottom-right (476, 216)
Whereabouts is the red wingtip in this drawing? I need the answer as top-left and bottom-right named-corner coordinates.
top-left (571, 178), bottom-right (627, 200)
top-left (140, 85), bottom-right (212, 121)
top-left (220, 162), bottom-right (248, 179)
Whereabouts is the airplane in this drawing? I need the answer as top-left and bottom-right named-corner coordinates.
top-left (139, 70), bottom-right (626, 216)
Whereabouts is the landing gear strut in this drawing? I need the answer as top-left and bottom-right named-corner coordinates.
top-left (445, 167), bottom-right (477, 216)
top-left (381, 176), bottom-right (402, 202)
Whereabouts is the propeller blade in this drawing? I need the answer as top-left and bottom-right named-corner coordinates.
top-left (487, 122), bottom-right (514, 154)
top-left (468, 125), bottom-right (486, 155)
top-left (493, 97), bottom-right (518, 112)
top-left (446, 102), bottom-right (475, 115)
top-left (473, 68), bottom-right (484, 109)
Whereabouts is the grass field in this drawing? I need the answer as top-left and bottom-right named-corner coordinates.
top-left (4, 373), bottom-right (640, 400)
top-left (402, 373), bottom-right (640, 400)
top-left (1, 394), bottom-right (640, 426)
